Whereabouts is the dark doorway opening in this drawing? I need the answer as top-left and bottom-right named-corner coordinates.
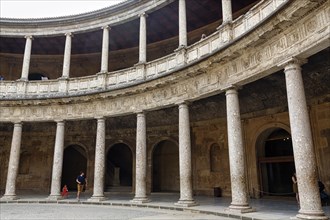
top-left (152, 140), bottom-right (179, 192)
top-left (258, 129), bottom-right (295, 197)
top-left (61, 145), bottom-right (87, 191)
top-left (28, 73), bottom-right (48, 80)
top-left (106, 143), bottom-right (133, 189)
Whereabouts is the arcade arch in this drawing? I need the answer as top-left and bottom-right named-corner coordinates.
top-left (152, 139), bottom-right (179, 192)
top-left (106, 143), bottom-right (133, 190)
top-left (256, 128), bottom-right (295, 197)
top-left (61, 144), bottom-right (87, 190)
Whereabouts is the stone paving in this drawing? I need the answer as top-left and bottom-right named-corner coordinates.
top-left (0, 192), bottom-right (329, 220)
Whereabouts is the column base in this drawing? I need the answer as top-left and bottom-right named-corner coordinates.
top-left (130, 197), bottom-right (150, 204)
top-left (292, 210), bottom-right (329, 220)
top-left (226, 204), bottom-right (256, 213)
top-left (47, 195), bottom-right (63, 200)
top-left (1, 194), bottom-right (19, 201)
top-left (88, 196), bottom-right (106, 202)
top-left (174, 199), bottom-right (198, 207)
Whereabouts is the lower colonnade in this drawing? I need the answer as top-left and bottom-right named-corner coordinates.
top-left (1, 59), bottom-right (329, 219)
top-left (0, 1), bottom-right (329, 220)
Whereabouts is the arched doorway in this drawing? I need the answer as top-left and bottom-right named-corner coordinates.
top-left (106, 143), bottom-right (133, 190)
top-left (61, 145), bottom-right (87, 190)
top-left (257, 128), bottom-right (295, 197)
top-left (152, 140), bottom-right (179, 192)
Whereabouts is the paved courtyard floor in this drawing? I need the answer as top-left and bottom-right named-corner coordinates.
top-left (0, 192), bottom-right (329, 220)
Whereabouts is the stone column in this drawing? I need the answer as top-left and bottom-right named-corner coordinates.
top-left (1, 122), bottom-right (22, 200)
top-left (225, 88), bottom-right (253, 213)
top-left (61, 33), bottom-right (72, 79)
top-left (139, 13), bottom-right (147, 63)
top-left (175, 102), bottom-right (197, 207)
top-left (283, 58), bottom-right (327, 220)
top-left (20, 35), bottom-right (33, 80)
top-left (89, 117), bottom-right (106, 201)
top-left (48, 120), bottom-right (65, 200)
top-left (178, 0), bottom-right (187, 48)
top-left (222, 0), bottom-right (233, 24)
top-left (131, 112), bottom-right (150, 203)
top-left (101, 26), bottom-right (110, 73)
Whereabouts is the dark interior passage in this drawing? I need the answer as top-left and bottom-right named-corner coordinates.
top-left (152, 140), bottom-right (179, 192)
top-left (61, 145), bottom-right (87, 191)
top-left (106, 143), bottom-right (133, 187)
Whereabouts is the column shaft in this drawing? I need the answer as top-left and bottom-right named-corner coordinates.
top-left (2, 122), bottom-right (22, 200)
top-left (284, 60), bottom-right (327, 219)
top-left (20, 36), bottom-right (33, 80)
top-left (225, 88), bottom-right (252, 212)
top-left (62, 33), bottom-right (72, 78)
top-left (222, 0), bottom-right (233, 24)
top-left (139, 13), bottom-right (147, 63)
top-left (175, 103), bottom-right (197, 207)
top-left (48, 121), bottom-right (65, 200)
top-left (101, 26), bottom-right (110, 73)
top-left (89, 118), bottom-right (106, 201)
top-left (178, 0), bottom-right (187, 47)
top-left (131, 112), bottom-right (149, 203)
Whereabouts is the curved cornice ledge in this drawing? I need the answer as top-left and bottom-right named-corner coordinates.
top-left (0, 0), bottom-right (175, 36)
top-left (0, 0), bottom-right (329, 123)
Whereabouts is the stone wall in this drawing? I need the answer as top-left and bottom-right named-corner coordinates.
top-left (1, 102), bottom-right (328, 196)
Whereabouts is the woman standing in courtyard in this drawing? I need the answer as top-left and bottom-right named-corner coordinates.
top-left (292, 172), bottom-right (299, 205)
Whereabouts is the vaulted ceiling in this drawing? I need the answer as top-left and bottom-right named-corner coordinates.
top-left (0, 0), bottom-right (258, 55)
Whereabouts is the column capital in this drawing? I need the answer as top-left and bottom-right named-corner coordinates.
top-left (13, 121), bottom-right (22, 126)
top-left (64, 32), bottom-right (73, 37)
top-left (224, 85), bottom-right (241, 94)
top-left (95, 117), bottom-right (105, 121)
top-left (101, 25), bottom-right (111, 30)
top-left (277, 57), bottom-right (307, 69)
top-left (54, 119), bottom-right (65, 124)
top-left (139, 12), bottom-right (148, 18)
top-left (136, 111), bottom-right (146, 115)
top-left (176, 101), bottom-right (190, 107)
top-left (24, 35), bottom-right (34, 40)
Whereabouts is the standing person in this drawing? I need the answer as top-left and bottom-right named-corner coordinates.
top-left (76, 171), bottom-right (87, 200)
top-left (292, 172), bottom-right (299, 205)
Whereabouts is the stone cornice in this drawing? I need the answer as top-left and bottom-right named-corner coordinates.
top-left (0, 0), bottom-right (175, 37)
top-left (0, 0), bottom-right (329, 122)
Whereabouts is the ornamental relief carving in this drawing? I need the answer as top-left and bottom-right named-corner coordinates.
top-left (0, 2), bottom-right (328, 122)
